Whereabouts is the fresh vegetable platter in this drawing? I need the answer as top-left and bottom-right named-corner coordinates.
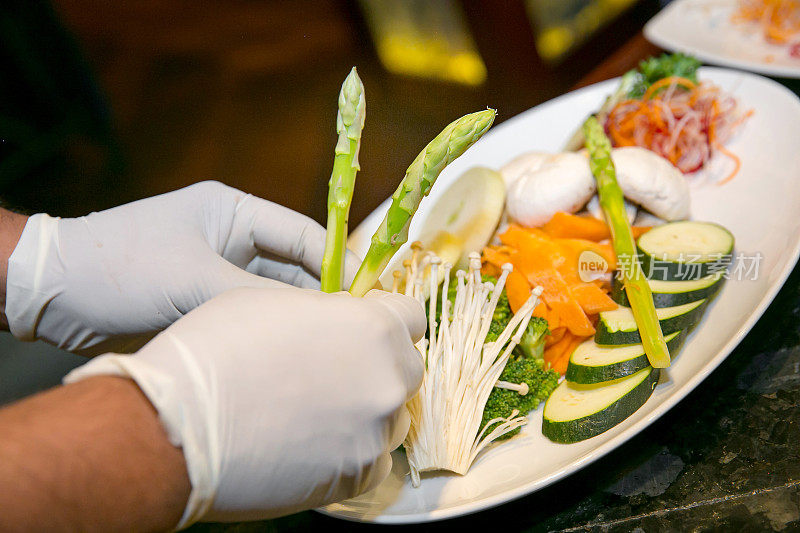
top-left (320, 67), bottom-right (800, 523)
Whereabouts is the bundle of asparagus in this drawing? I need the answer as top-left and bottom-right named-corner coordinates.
top-left (319, 67), bottom-right (496, 295)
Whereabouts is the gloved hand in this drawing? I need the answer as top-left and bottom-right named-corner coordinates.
top-left (64, 286), bottom-right (426, 527)
top-left (6, 181), bottom-right (359, 355)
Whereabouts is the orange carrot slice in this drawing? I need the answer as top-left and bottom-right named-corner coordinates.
top-left (570, 283), bottom-right (618, 314)
top-left (541, 212), bottom-right (612, 241)
top-left (505, 269), bottom-right (531, 314)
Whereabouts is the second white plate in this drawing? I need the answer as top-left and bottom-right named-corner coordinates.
top-left (645, 0), bottom-right (800, 78)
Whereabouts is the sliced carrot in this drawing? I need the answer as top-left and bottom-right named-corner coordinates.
top-left (547, 300), bottom-right (595, 336)
top-left (481, 262), bottom-right (502, 279)
top-left (500, 226), bottom-right (596, 336)
top-left (555, 238), bottom-right (618, 275)
top-left (482, 247), bottom-right (512, 270)
top-left (551, 335), bottom-right (587, 375)
top-left (643, 76), bottom-right (696, 101)
top-left (543, 333), bottom-right (572, 367)
top-left (541, 212), bottom-right (611, 241)
top-left (498, 224), bottom-right (531, 249)
top-left (545, 326), bottom-right (566, 347)
top-left (535, 302), bottom-right (560, 330)
top-left (502, 226), bottom-right (566, 270)
top-left (570, 283), bottom-right (619, 314)
top-left (712, 141), bottom-right (741, 186)
top-left (541, 212), bottom-right (649, 244)
top-left (544, 331), bottom-right (584, 373)
top-left (504, 269), bottom-right (531, 314)
top-left (489, 219), bottom-right (645, 340)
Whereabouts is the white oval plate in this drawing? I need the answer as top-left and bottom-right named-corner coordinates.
top-left (645, 0), bottom-right (800, 79)
top-left (320, 68), bottom-right (800, 524)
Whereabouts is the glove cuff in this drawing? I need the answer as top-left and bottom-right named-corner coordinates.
top-left (64, 341), bottom-right (219, 530)
top-left (6, 213), bottom-right (61, 341)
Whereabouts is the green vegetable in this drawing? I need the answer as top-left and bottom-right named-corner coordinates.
top-left (473, 276), bottom-right (548, 360)
top-left (349, 109), bottom-right (496, 297)
top-left (514, 315), bottom-right (549, 361)
top-left (637, 221), bottom-right (735, 282)
top-left (321, 67), bottom-right (366, 293)
top-left (467, 274), bottom-right (513, 342)
top-left (629, 52), bottom-right (701, 98)
top-left (542, 366), bottom-right (660, 443)
top-left (582, 116), bottom-right (671, 369)
top-left (481, 357), bottom-right (559, 441)
top-left (594, 299), bottom-right (706, 346)
top-left (485, 281), bottom-right (511, 342)
top-left (567, 331), bottom-right (685, 384)
top-left (610, 271), bottom-right (726, 308)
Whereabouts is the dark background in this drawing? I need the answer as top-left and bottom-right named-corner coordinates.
top-left (0, 0), bottom-right (660, 225)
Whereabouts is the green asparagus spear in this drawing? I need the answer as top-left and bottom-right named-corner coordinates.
top-left (349, 109), bottom-right (496, 297)
top-left (582, 116), bottom-right (671, 368)
top-left (321, 67), bottom-right (366, 293)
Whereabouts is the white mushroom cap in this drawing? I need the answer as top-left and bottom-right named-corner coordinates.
top-left (611, 147), bottom-right (690, 221)
top-left (499, 151), bottom-right (552, 188)
top-left (506, 152), bottom-right (596, 227)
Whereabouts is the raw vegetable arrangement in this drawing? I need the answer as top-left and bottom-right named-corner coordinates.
top-left (566, 53), bottom-right (752, 184)
top-left (319, 55), bottom-right (739, 488)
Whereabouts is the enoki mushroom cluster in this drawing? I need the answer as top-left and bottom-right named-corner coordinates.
top-left (394, 243), bottom-right (542, 487)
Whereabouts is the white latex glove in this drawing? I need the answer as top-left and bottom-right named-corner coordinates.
top-left (6, 181), bottom-right (359, 356)
top-left (64, 286), bottom-right (426, 528)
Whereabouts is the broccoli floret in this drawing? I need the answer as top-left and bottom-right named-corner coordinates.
top-left (626, 52), bottom-right (701, 99)
top-left (480, 358), bottom-right (560, 441)
top-left (484, 275), bottom-right (511, 342)
top-left (512, 316), bottom-right (548, 362)
top-left (481, 275), bottom-right (548, 359)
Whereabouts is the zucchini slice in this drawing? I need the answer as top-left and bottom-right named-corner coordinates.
top-left (638, 221), bottom-right (734, 281)
top-left (542, 367), bottom-right (660, 443)
top-left (566, 331), bottom-right (685, 384)
top-left (610, 271), bottom-right (725, 308)
top-left (595, 299), bottom-right (706, 345)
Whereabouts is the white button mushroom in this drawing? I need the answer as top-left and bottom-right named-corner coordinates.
top-left (499, 151), bottom-right (552, 189)
top-left (611, 147), bottom-right (690, 221)
top-left (506, 152), bottom-right (596, 227)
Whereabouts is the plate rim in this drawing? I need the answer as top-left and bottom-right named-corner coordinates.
top-left (321, 68), bottom-right (800, 524)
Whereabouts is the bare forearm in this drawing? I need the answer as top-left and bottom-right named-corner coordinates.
top-left (0, 376), bottom-right (191, 531)
top-left (0, 208), bottom-right (29, 329)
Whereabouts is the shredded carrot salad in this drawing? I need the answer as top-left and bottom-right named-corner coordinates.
top-left (605, 77), bottom-right (752, 184)
top-left (733, 0), bottom-right (800, 46)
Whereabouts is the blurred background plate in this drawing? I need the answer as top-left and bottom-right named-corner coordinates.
top-left (645, 0), bottom-right (800, 79)
top-left (324, 67), bottom-right (800, 523)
